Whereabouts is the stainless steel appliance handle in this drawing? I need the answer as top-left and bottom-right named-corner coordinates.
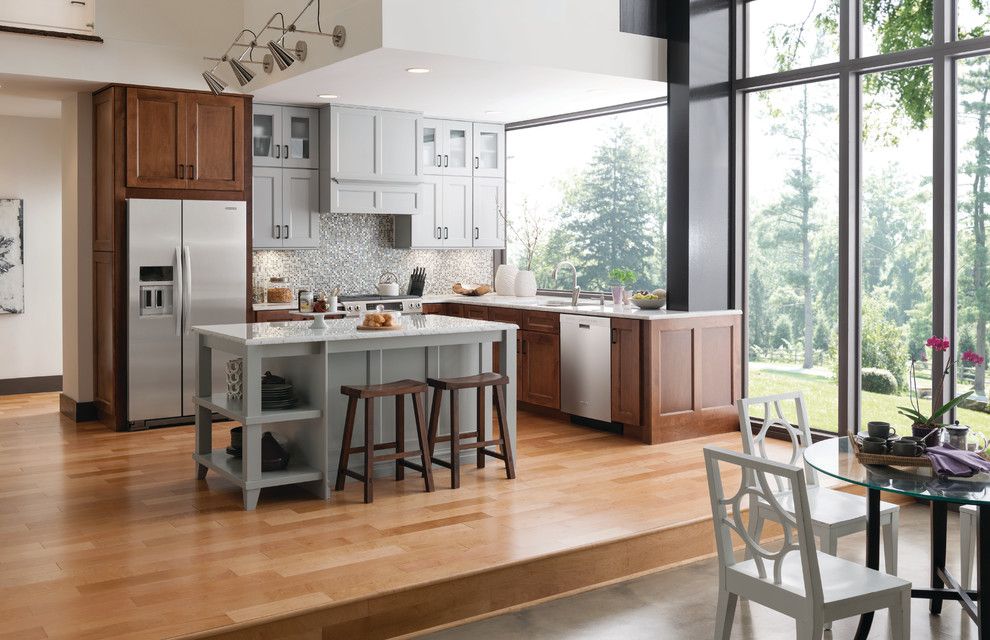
top-left (174, 245), bottom-right (183, 337)
top-left (182, 245), bottom-right (192, 335)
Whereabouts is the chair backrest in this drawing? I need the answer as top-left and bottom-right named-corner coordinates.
top-left (738, 391), bottom-right (818, 489)
top-left (703, 446), bottom-right (823, 605)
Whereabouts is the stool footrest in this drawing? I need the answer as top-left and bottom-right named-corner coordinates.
top-left (344, 469), bottom-right (367, 483)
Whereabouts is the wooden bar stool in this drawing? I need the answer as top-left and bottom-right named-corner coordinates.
top-left (426, 372), bottom-right (515, 489)
top-left (335, 379), bottom-right (435, 503)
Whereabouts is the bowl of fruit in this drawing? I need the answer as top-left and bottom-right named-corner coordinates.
top-left (631, 289), bottom-right (666, 310)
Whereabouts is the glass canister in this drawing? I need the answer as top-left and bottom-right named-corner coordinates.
top-left (266, 277), bottom-right (294, 304)
top-left (298, 289), bottom-right (313, 312)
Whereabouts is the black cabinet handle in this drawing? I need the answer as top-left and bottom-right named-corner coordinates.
top-left (274, 225), bottom-right (281, 239)
top-left (435, 226), bottom-right (441, 239)
top-left (443, 227), bottom-right (449, 239)
top-left (178, 164), bottom-right (184, 179)
top-left (283, 224), bottom-right (289, 239)
top-left (522, 339), bottom-right (527, 355)
top-left (188, 165), bottom-right (195, 180)
top-left (474, 157), bottom-right (480, 169)
top-left (284, 145), bottom-right (289, 159)
top-left (436, 154), bottom-right (441, 167)
top-left (611, 328), bottom-right (618, 344)
top-left (443, 154), bottom-right (449, 168)
top-left (474, 227), bottom-right (479, 240)
top-left (275, 145), bottom-right (281, 158)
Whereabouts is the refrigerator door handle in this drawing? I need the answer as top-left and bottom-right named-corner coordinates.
top-left (174, 245), bottom-right (183, 337)
top-left (182, 245), bottom-right (193, 335)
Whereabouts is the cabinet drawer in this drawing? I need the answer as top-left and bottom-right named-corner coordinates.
top-left (463, 305), bottom-right (489, 320)
top-left (522, 310), bottom-right (559, 334)
top-left (445, 304), bottom-right (465, 318)
top-left (422, 303), bottom-right (447, 315)
top-left (489, 307), bottom-right (522, 326)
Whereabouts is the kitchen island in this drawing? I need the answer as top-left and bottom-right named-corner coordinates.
top-left (191, 315), bottom-right (517, 509)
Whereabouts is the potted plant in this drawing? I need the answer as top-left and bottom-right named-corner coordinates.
top-left (898, 335), bottom-right (984, 443)
top-left (608, 268), bottom-right (636, 305)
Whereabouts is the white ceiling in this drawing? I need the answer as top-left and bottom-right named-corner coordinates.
top-left (252, 48), bottom-right (666, 123)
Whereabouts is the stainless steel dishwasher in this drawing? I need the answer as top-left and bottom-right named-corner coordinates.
top-left (559, 314), bottom-right (612, 422)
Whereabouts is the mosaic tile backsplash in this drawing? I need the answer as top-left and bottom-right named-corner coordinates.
top-left (253, 213), bottom-right (495, 296)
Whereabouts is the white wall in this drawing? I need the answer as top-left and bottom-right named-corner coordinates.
top-left (0, 115), bottom-right (63, 381)
top-left (61, 93), bottom-right (93, 401)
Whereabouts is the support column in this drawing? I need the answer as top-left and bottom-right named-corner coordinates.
top-left (666, 0), bottom-right (732, 312)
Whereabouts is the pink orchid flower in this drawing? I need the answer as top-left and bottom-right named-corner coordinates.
top-left (926, 335), bottom-right (950, 352)
top-left (963, 350), bottom-right (986, 366)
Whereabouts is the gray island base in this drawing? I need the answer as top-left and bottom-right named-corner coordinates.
top-left (191, 315), bottom-right (517, 509)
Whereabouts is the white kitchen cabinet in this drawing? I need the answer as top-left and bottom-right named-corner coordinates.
top-left (253, 104), bottom-right (318, 170)
top-left (394, 175), bottom-right (472, 248)
top-left (472, 177), bottom-right (506, 248)
top-left (421, 119), bottom-right (474, 177)
top-left (328, 180), bottom-right (422, 216)
top-left (252, 167), bottom-right (319, 249)
top-left (473, 123), bottom-right (505, 178)
top-left (329, 105), bottom-right (420, 183)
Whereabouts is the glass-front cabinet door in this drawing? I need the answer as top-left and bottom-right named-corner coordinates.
top-left (473, 123), bottom-right (505, 178)
top-left (252, 104), bottom-right (281, 167)
top-left (281, 107), bottom-right (319, 170)
top-left (441, 120), bottom-right (473, 177)
top-left (421, 118), bottom-right (443, 175)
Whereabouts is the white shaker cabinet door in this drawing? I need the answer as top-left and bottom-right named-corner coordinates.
top-left (252, 104), bottom-right (283, 168)
top-left (281, 107), bottom-right (319, 170)
top-left (442, 175), bottom-right (473, 247)
top-left (421, 118), bottom-right (444, 176)
top-left (281, 169), bottom-right (320, 248)
top-left (472, 177), bottom-right (505, 248)
top-left (379, 110), bottom-right (420, 180)
top-left (252, 167), bottom-right (283, 248)
top-left (412, 176), bottom-right (444, 247)
top-left (330, 106), bottom-right (378, 180)
top-left (473, 123), bottom-right (505, 178)
top-left (441, 120), bottom-right (474, 177)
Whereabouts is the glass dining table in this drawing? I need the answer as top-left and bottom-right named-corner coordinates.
top-left (805, 437), bottom-right (990, 639)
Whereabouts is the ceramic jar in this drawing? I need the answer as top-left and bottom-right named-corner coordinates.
top-left (494, 264), bottom-right (519, 296)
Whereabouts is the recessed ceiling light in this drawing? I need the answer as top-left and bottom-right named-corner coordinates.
top-left (318, 94), bottom-right (338, 99)
top-left (406, 67), bottom-right (431, 74)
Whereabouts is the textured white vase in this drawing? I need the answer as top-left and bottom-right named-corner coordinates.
top-left (514, 270), bottom-right (538, 297)
top-left (494, 264), bottom-right (518, 296)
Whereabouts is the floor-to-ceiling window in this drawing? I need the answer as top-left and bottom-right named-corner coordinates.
top-left (504, 103), bottom-right (667, 292)
top-left (738, 1), bottom-right (990, 436)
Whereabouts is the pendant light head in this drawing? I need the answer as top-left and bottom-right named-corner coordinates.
top-left (267, 39), bottom-right (296, 70)
top-left (228, 57), bottom-right (255, 86)
top-left (202, 70), bottom-right (227, 95)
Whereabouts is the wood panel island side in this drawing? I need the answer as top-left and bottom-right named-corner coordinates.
top-left (191, 315), bottom-right (517, 509)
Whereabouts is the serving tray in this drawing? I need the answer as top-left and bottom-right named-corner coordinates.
top-left (849, 435), bottom-right (934, 468)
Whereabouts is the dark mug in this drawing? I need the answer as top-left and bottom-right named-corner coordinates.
top-left (911, 424), bottom-right (942, 447)
top-left (890, 439), bottom-right (926, 457)
top-left (867, 421), bottom-right (896, 439)
top-left (861, 436), bottom-right (889, 454)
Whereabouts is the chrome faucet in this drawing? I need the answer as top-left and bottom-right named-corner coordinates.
top-left (552, 261), bottom-right (581, 306)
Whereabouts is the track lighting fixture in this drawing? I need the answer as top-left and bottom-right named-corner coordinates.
top-left (202, 0), bottom-right (347, 92)
top-left (228, 57), bottom-right (255, 86)
top-left (201, 70), bottom-right (228, 96)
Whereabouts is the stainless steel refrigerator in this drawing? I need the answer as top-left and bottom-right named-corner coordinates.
top-left (127, 199), bottom-right (246, 428)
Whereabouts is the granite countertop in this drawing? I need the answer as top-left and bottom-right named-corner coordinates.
top-left (194, 314), bottom-right (515, 346)
top-left (424, 294), bottom-right (742, 320)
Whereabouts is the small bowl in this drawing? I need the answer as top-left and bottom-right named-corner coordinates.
top-left (377, 282), bottom-right (401, 296)
top-left (631, 298), bottom-right (666, 310)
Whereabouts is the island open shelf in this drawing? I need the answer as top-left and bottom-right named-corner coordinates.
top-left (191, 315), bottom-right (518, 510)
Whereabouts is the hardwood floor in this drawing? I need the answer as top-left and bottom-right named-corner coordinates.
top-left (0, 392), bottom-right (759, 640)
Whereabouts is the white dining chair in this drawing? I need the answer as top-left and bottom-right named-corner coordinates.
top-left (961, 505), bottom-right (978, 588)
top-left (704, 445), bottom-right (911, 640)
top-left (739, 392), bottom-right (900, 575)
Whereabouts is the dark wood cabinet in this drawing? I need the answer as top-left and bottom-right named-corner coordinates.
top-left (445, 303), bottom-right (465, 318)
top-left (93, 252), bottom-right (116, 416)
top-left (520, 329), bottom-right (560, 409)
top-left (463, 305), bottom-right (489, 320)
top-left (126, 88), bottom-right (244, 191)
top-left (610, 318), bottom-right (641, 426)
top-left (422, 303), bottom-right (447, 315)
top-left (522, 310), bottom-right (559, 334)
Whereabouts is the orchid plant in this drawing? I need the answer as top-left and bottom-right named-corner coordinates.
top-left (898, 335), bottom-right (985, 426)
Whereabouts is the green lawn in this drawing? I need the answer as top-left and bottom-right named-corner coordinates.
top-left (749, 367), bottom-right (990, 438)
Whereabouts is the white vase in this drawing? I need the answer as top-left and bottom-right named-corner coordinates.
top-left (494, 264), bottom-right (518, 296)
top-left (514, 270), bottom-right (538, 297)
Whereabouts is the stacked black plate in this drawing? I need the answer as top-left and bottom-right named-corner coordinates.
top-left (261, 371), bottom-right (298, 410)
